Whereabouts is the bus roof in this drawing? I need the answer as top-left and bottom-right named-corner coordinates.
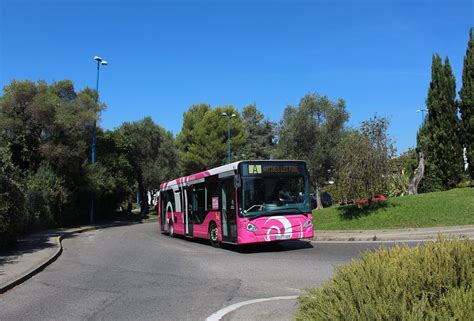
top-left (159, 160), bottom-right (306, 190)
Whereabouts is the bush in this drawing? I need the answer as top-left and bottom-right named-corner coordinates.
top-left (25, 163), bottom-right (68, 229)
top-left (297, 237), bottom-right (473, 320)
top-left (457, 180), bottom-right (472, 188)
top-left (0, 148), bottom-right (27, 249)
top-left (321, 184), bottom-right (341, 205)
top-left (388, 169), bottom-right (410, 197)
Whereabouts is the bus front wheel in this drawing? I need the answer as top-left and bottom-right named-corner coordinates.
top-left (169, 221), bottom-right (174, 237)
top-left (209, 222), bottom-right (220, 248)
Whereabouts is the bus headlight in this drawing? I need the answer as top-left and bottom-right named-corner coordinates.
top-left (246, 223), bottom-right (258, 232)
top-left (303, 219), bottom-right (312, 228)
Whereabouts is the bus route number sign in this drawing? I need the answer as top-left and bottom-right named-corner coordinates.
top-left (248, 165), bottom-right (262, 174)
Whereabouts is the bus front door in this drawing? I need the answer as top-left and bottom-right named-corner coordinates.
top-left (220, 178), bottom-right (237, 243)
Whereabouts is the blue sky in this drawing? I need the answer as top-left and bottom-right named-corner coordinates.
top-left (1, 0), bottom-right (472, 153)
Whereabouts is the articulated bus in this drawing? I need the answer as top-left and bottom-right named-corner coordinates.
top-left (158, 160), bottom-right (314, 246)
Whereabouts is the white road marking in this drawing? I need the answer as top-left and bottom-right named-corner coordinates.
top-left (206, 295), bottom-right (298, 321)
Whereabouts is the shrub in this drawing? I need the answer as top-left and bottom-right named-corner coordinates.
top-left (0, 148), bottom-right (27, 249)
top-left (457, 180), bottom-right (472, 188)
top-left (25, 163), bottom-right (68, 229)
top-left (297, 237), bottom-right (473, 320)
top-left (321, 184), bottom-right (342, 205)
top-left (388, 169), bottom-right (410, 197)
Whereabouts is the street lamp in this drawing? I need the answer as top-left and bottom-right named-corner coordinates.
top-left (90, 55), bottom-right (108, 224)
top-left (222, 112), bottom-right (236, 163)
top-left (416, 109), bottom-right (427, 124)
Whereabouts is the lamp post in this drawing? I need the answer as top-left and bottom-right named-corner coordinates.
top-left (222, 112), bottom-right (236, 163)
top-left (90, 56), bottom-right (108, 224)
top-left (416, 109), bottom-right (427, 124)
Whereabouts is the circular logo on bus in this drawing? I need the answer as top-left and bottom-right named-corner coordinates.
top-left (263, 216), bottom-right (293, 241)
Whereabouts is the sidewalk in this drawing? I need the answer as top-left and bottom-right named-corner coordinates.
top-left (0, 221), bottom-right (154, 294)
top-left (314, 225), bottom-right (474, 241)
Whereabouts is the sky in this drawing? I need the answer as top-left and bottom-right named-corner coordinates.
top-left (1, 0), bottom-right (472, 154)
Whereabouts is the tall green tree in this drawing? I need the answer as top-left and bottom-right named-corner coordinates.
top-left (177, 105), bottom-right (246, 175)
top-left (241, 104), bottom-right (275, 160)
top-left (0, 80), bottom-right (103, 225)
top-left (118, 117), bottom-right (178, 215)
top-left (418, 55), bottom-right (463, 189)
top-left (0, 80), bottom-right (47, 172)
top-left (92, 129), bottom-right (136, 216)
top-left (335, 117), bottom-right (393, 202)
top-left (176, 104), bottom-right (211, 154)
top-left (335, 130), bottom-right (375, 202)
top-left (277, 93), bottom-right (348, 208)
top-left (459, 28), bottom-right (474, 179)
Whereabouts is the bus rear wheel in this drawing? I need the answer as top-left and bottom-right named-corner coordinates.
top-left (209, 222), bottom-right (220, 248)
top-left (169, 221), bottom-right (174, 237)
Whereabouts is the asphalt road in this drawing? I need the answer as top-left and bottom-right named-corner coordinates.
top-left (0, 223), bottom-right (416, 321)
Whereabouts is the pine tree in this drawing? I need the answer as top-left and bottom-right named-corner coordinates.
top-left (459, 28), bottom-right (474, 179)
top-left (422, 54), bottom-right (464, 189)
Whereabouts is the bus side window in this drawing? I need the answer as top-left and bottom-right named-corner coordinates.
top-left (192, 184), bottom-right (206, 224)
top-left (205, 175), bottom-right (218, 211)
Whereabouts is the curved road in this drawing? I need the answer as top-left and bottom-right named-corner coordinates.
top-left (0, 223), bottom-right (414, 320)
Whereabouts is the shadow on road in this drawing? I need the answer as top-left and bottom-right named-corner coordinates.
top-left (337, 201), bottom-right (397, 220)
top-left (162, 232), bottom-right (313, 254)
top-left (227, 240), bottom-right (314, 254)
top-left (0, 221), bottom-right (140, 272)
top-left (0, 234), bottom-right (57, 272)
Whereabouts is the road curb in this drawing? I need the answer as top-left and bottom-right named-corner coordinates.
top-left (312, 234), bottom-right (473, 242)
top-left (0, 222), bottom-right (138, 295)
top-left (312, 226), bottom-right (474, 242)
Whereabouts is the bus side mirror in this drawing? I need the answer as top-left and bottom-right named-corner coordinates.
top-left (234, 174), bottom-right (241, 188)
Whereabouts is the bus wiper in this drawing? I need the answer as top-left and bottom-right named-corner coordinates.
top-left (280, 207), bottom-right (306, 214)
top-left (247, 208), bottom-right (306, 220)
top-left (247, 212), bottom-right (272, 220)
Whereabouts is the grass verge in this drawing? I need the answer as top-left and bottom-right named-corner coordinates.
top-left (313, 188), bottom-right (474, 230)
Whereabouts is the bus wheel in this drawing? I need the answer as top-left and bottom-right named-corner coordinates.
top-left (209, 222), bottom-right (220, 248)
top-left (169, 222), bottom-right (174, 237)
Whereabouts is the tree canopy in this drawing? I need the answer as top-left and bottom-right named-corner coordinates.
top-left (241, 104), bottom-right (275, 160)
top-left (459, 29), bottom-right (474, 179)
top-left (277, 93), bottom-right (348, 208)
top-left (335, 116), bottom-right (393, 202)
top-left (418, 55), bottom-right (464, 190)
top-left (177, 105), bottom-right (246, 175)
top-left (118, 117), bottom-right (178, 214)
top-left (0, 80), bottom-right (104, 244)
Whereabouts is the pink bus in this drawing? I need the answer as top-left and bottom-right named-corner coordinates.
top-left (158, 160), bottom-right (314, 247)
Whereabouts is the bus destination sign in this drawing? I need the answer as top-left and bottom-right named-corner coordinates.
top-left (247, 164), bottom-right (301, 175)
top-left (263, 165), bottom-right (300, 174)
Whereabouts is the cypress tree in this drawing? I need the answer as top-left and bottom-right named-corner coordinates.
top-left (417, 123), bottom-right (443, 192)
top-left (459, 28), bottom-right (474, 179)
top-left (423, 54), bottom-right (463, 189)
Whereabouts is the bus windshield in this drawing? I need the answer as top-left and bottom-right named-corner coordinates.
top-left (239, 175), bottom-right (310, 217)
